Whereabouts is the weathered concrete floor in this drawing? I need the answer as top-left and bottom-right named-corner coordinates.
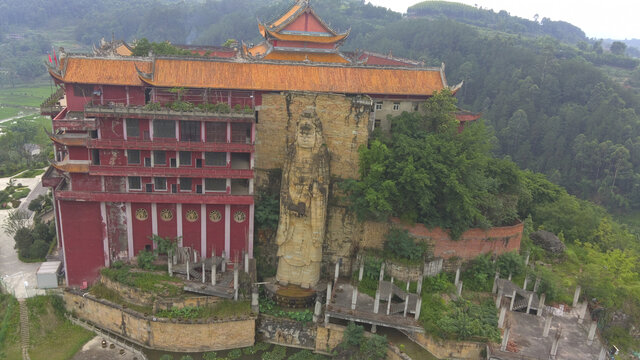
top-left (71, 336), bottom-right (138, 360)
top-left (490, 309), bottom-right (603, 359)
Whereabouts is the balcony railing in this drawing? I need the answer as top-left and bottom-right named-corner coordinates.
top-left (53, 189), bottom-right (254, 205)
top-left (40, 87), bottom-right (65, 117)
top-left (84, 104), bottom-right (255, 122)
top-left (86, 138), bottom-right (253, 152)
top-left (50, 156), bottom-right (91, 173)
top-left (88, 165), bottom-right (253, 178)
top-left (52, 108), bottom-right (97, 131)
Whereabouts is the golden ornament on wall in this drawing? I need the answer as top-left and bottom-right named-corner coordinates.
top-left (185, 209), bottom-right (198, 222)
top-left (135, 208), bottom-right (148, 221)
top-left (209, 210), bottom-right (222, 223)
top-left (233, 210), bottom-right (246, 223)
top-left (160, 208), bottom-right (174, 221)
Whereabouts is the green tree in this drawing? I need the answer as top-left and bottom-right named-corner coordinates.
top-left (609, 41), bottom-right (627, 55)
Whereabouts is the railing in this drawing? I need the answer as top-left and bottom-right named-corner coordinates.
top-left (40, 87), bottom-right (65, 116)
top-left (85, 104), bottom-right (255, 121)
top-left (88, 165), bottom-right (253, 178)
top-left (87, 138), bottom-right (253, 152)
top-left (54, 189), bottom-right (254, 205)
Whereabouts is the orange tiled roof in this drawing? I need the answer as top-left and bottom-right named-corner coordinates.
top-left (51, 162), bottom-right (90, 173)
top-left (271, 1), bottom-right (304, 28)
top-left (264, 28), bottom-right (348, 44)
top-left (247, 42), bottom-right (270, 57)
top-left (60, 57), bottom-right (152, 86)
top-left (116, 44), bottom-right (133, 56)
top-left (263, 51), bottom-right (350, 63)
top-left (139, 58), bottom-right (446, 96)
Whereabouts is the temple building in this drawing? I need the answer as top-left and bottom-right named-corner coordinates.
top-left (41, 0), bottom-right (476, 286)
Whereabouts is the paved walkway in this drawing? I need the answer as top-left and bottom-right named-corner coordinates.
top-left (0, 172), bottom-right (48, 299)
top-left (18, 299), bottom-right (31, 360)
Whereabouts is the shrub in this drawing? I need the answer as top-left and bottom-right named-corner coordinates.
top-left (137, 250), bottom-right (156, 270)
top-left (360, 334), bottom-right (387, 360)
top-left (144, 102), bottom-right (162, 111)
top-left (159, 355), bottom-right (174, 360)
top-left (180, 356), bottom-right (194, 360)
top-left (384, 228), bottom-right (428, 262)
top-left (228, 348), bottom-right (242, 359)
top-left (496, 251), bottom-right (525, 277)
top-left (462, 254), bottom-right (495, 292)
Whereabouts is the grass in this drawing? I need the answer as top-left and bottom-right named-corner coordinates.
top-left (0, 84), bottom-right (54, 108)
top-left (155, 300), bottom-right (253, 320)
top-left (26, 295), bottom-right (94, 360)
top-left (0, 294), bottom-right (20, 359)
top-left (100, 265), bottom-right (184, 297)
top-left (0, 107), bottom-right (24, 121)
top-left (89, 282), bottom-right (153, 315)
top-left (13, 168), bottom-right (45, 178)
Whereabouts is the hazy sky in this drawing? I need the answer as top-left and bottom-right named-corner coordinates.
top-left (367, 0), bottom-right (639, 40)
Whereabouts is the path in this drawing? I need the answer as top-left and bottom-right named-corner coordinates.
top-left (0, 172), bottom-right (47, 298)
top-left (18, 299), bottom-right (31, 360)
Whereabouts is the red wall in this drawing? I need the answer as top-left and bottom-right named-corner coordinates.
top-left (68, 146), bottom-right (89, 160)
top-left (181, 204), bottom-right (201, 254)
top-left (70, 174), bottom-right (101, 191)
top-left (60, 201), bottom-right (104, 286)
top-left (229, 205), bottom-right (249, 260)
top-left (391, 218), bottom-right (524, 260)
top-left (132, 203), bottom-right (153, 255)
top-left (284, 13), bottom-right (329, 33)
top-left (100, 149), bottom-right (126, 166)
top-left (156, 203), bottom-right (177, 239)
top-left (99, 118), bottom-right (124, 139)
top-left (206, 204), bottom-right (225, 256)
top-left (64, 86), bottom-right (92, 111)
top-left (102, 86), bottom-right (126, 105)
top-left (129, 87), bottom-right (146, 106)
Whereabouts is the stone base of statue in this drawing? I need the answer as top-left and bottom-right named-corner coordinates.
top-left (265, 280), bottom-right (324, 309)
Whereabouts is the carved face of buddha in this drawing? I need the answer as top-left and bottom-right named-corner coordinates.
top-left (297, 119), bottom-right (317, 149)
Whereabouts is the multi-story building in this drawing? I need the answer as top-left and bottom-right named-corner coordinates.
top-left (41, 0), bottom-right (474, 286)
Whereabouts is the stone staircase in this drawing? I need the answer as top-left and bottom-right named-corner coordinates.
top-left (18, 299), bottom-right (30, 360)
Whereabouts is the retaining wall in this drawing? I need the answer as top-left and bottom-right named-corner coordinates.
top-left (257, 314), bottom-right (317, 350)
top-left (409, 332), bottom-right (485, 359)
top-left (63, 290), bottom-right (255, 352)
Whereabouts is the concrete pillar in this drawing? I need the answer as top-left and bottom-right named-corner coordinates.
top-left (526, 293), bottom-right (534, 314)
top-left (534, 276), bottom-right (541, 292)
top-left (498, 307), bottom-right (506, 329)
top-left (454, 266), bottom-right (460, 286)
top-left (244, 252), bottom-right (249, 274)
top-left (386, 292), bottom-right (392, 315)
top-left (495, 288), bottom-right (503, 309)
top-left (417, 275), bottom-right (423, 294)
top-left (168, 259), bottom-right (173, 277)
top-left (414, 298), bottom-right (422, 320)
top-left (587, 321), bottom-right (597, 345)
top-left (233, 267), bottom-right (239, 301)
top-left (508, 273), bottom-right (512, 281)
top-left (379, 263), bottom-right (385, 283)
top-left (550, 330), bottom-right (561, 357)
top-left (351, 287), bottom-right (358, 310)
top-left (509, 290), bottom-right (517, 311)
top-left (202, 263), bottom-right (206, 283)
top-left (251, 288), bottom-right (259, 313)
top-left (358, 263), bottom-right (364, 282)
top-left (543, 315), bottom-right (553, 337)
top-left (371, 324), bottom-right (377, 333)
top-left (390, 277), bottom-right (394, 285)
top-left (334, 261), bottom-right (340, 283)
top-left (524, 251), bottom-right (530, 267)
top-left (194, 250), bottom-right (198, 264)
top-left (374, 289), bottom-right (381, 314)
top-left (211, 261), bottom-right (216, 286)
top-left (500, 327), bottom-right (510, 351)
top-left (537, 293), bottom-right (546, 316)
top-left (457, 281), bottom-right (463, 296)
top-left (405, 281), bottom-right (410, 292)
top-left (221, 251), bottom-right (226, 273)
top-left (573, 285), bottom-right (581, 307)
top-left (325, 282), bottom-right (332, 326)
top-left (403, 294), bottom-right (409, 317)
top-left (186, 260), bottom-right (190, 281)
top-left (578, 303), bottom-right (588, 324)
top-left (598, 346), bottom-right (607, 360)
top-left (313, 299), bottom-right (322, 323)
top-left (523, 276), bottom-right (528, 291)
top-left (492, 272), bottom-right (499, 293)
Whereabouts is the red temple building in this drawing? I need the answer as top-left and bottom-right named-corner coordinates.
top-left (41, 0), bottom-right (474, 286)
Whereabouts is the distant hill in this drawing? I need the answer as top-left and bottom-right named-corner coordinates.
top-left (407, 1), bottom-right (586, 44)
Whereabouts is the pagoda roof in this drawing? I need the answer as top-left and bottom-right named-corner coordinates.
top-left (259, 0), bottom-right (348, 41)
top-left (260, 25), bottom-right (349, 44)
top-left (50, 55), bottom-right (456, 97)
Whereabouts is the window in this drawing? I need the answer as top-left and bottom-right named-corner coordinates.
top-left (154, 120), bottom-right (175, 138)
top-left (128, 176), bottom-right (141, 190)
top-left (91, 149), bottom-right (100, 165)
top-left (127, 150), bottom-right (140, 164)
top-left (205, 152), bottom-right (226, 166)
top-left (154, 177), bottom-right (167, 191)
top-left (180, 121), bottom-right (201, 142)
top-left (180, 178), bottom-right (192, 191)
top-left (126, 119), bottom-right (139, 137)
top-left (153, 151), bottom-right (166, 165)
top-left (205, 178), bottom-right (227, 192)
top-left (206, 122), bottom-right (227, 143)
top-left (393, 102), bottom-right (400, 111)
top-left (374, 119), bottom-right (381, 129)
top-left (179, 151), bottom-right (191, 166)
top-left (375, 102), bottom-right (383, 110)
